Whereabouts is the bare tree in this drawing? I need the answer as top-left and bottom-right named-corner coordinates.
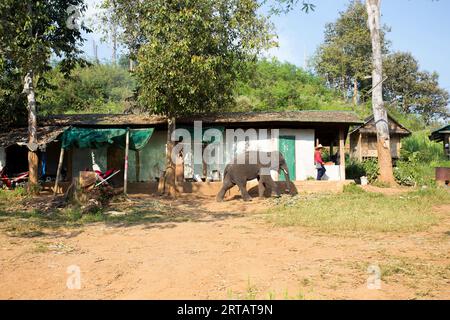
top-left (366, 0), bottom-right (395, 184)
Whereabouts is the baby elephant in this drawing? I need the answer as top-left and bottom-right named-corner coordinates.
top-left (216, 151), bottom-right (292, 202)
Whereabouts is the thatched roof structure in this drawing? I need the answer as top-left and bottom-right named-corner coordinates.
top-left (0, 126), bottom-right (68, 149)
top-left (349, 114), bottom-right (411, 136)
top-left (430, 124), bottom-right (450, 142)
top-left (0, 111), bottom-right (362, 148)
top-left (42, 111), bottom-right (362, 127)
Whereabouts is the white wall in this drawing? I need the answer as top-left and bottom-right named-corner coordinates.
top-left (277, 129), bottom-right (315, 181)
top-left (213, 128), bottom-right (316, 181)
top-left (0, 147), bottom-right (6, 172)
top-left (168, 127), bottom-right (341, 182)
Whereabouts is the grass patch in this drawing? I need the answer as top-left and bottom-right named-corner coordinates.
top-left (266, 186), bottom-right (450, 234)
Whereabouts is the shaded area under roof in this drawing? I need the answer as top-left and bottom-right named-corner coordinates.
top-left (430, 124), bottom-right (450, 142)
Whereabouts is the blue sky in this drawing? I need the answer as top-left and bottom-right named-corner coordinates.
top-left (83, 0), bottom-right (450, 95)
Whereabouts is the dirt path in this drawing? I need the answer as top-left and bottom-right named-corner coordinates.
top-left (0, 195), bottom-right (449, 300)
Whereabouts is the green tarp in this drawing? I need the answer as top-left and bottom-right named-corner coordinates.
top-left (62, 127), bottom-right (154, 151)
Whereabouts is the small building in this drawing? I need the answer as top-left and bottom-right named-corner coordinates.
top-left (429, 124), bottom-right (450, 160)
top-left (349, 114), bottom-right (411, 161)
top-left (0, 111), bottom-right (362, 195)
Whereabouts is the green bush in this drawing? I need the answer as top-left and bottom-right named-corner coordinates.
top-left (345, 158), bottom-right (366, 180)
top-left (401, 131), bottom-right (445, 163)
top-left (39, 63), bottom-right (136, 115)
top-left (345, 158), bottom-right (379, 183)
top-left (393, 131), bottom-right (447, 186)
top-left (363, 159), bottom-right (379, 183)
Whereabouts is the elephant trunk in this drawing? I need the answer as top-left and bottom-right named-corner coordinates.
top-left (280, 163), bottom-right (293, 194)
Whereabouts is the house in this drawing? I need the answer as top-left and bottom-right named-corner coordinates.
top-left (349, 114), bottom-right (411, 161)
top-left (429, 124), bottom-right (450, 160)
top-left (0, 111), bottom-right (362, 195)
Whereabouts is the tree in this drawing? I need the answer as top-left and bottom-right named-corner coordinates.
top-left (95, 0), bottom-right (121, 65)
top-left (130, 0), bottom-right (273, 196)
top-left (313, 0), bottom-right (389, 104)
top-left (384, 52), bottom-right (449, 123)
top-left (234, 58), bottom-right (350, 111)
top-left (366, 0), bottom-right (395, 184)
top-left (39, 63), bottom-right (136, 114)
top-left (0, 60), bottom-right (27, 129)
top-left (277, 0), bottom-right (396, 183)
top-left (99, 0), bottom-right (147, 71)
top-left (0, 0), bottom-right (89, 190)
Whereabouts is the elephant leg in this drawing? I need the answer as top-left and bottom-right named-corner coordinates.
top-left (236, 181), bottom-right (252, 201)
top-left (258, 179), bottom-right (266, 198)
top-left (261, 175), bottom-right (280, 197)
top-left (216, 178), bottom-right (235, 202)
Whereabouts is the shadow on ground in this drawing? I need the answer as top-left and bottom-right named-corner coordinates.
top-left (0, 194), bottom-right (249, 238)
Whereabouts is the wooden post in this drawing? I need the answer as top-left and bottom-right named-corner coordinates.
top-left (135, 150), bottom-right (140, 182)
top-left (339, 128), bottom-right (346, 181)
top-left (358, 133), bottom-right (363, 162)
top-left (123, 129), bottom-right (130, 195)
top-left (330, 141), bottom-right (334, 161)
top-left (54, 147), bottom-right (65, 196)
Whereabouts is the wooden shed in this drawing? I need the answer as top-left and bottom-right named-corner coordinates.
top-left (429, 124), bottom-right (450, 160)
top-left (349, 114), bottom-right (411, 161)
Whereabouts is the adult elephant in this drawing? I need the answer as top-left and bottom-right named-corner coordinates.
top-left (216, 151), bottom-right (293, 202)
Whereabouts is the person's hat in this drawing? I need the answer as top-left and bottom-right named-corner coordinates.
top-left (315, 144), bottom-right (324, 150)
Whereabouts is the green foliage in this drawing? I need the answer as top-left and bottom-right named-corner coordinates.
top-left (0, 62), bottom-right (27, 128)
top-left (343, 183), bottom-right (365, 194)
top-left (363, 159), bottom-right (380, 183)
top-left (234, 58), bottom-right (351, 111)
top-left (345, 158), bottom-right (379, 183)
top-left (135, 0), bottom-right (274, 117)
top-left (0, 0), bottom-right (90, 129)
top-left (313, 0), bottom-right (390, 100)
top-left (39, 63), bottom-right (136, 114)
top-left (345, 158), bottom-right (366, 180)
top-left (401, 131), bottom-right (445, 163)
top-left (393, 131), bottom-right (447, 186)
top-left (384, 52), bottom-right (449, 124)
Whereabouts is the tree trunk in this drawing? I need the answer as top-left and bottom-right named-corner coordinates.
top-left (23, 71), bottom-right (39, 192)
top-left (366, 0), bottom-right (396, 184)
top-left (353, 78), bottom-right (358, 106)
top-left (163, 117), bottom-right (177, 197)
top-left (112, 29), bottom-right (117, 65)
top-left (129, 59), bottom-right (135, 72)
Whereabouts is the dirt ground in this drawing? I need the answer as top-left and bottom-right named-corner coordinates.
top-left (0, 193), bottom-right (449, 300)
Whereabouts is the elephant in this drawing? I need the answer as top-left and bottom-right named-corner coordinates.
top-left (216, 151), bottom-right (292, 202)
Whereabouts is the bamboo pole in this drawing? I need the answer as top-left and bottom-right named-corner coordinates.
top-left (123, 129), bottom-right (130, 195)
top-left (339, 128), bottom-right (346, 181)
top-left (54, 147), bottom-right (65, 196)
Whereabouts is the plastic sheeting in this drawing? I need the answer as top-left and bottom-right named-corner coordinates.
top-left (62, 128), bottom-right (154, 151)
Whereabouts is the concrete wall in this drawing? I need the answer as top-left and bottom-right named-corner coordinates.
top-left (71, 147), bottom-right (108, 178)
top-left (128, 130), bottom-right (166, 182)
top-left (183, 128), bottom-right (318, 181)
top-left (68, 127), bottom-right (340, 182)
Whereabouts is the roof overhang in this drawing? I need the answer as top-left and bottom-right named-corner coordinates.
top-left (41, 111), bottom-right (363, 128)
top-left (0, 126), bottom-right (68, 149)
